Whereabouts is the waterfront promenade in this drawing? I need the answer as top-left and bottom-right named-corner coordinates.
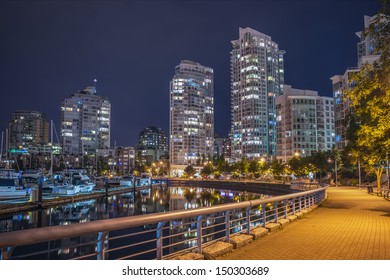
top-left (217, 186), bottom-right (390, 260)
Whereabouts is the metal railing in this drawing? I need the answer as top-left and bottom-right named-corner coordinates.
top-left (0, 186), bottom-right (327, 260)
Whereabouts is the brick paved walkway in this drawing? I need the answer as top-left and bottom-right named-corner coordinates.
top-left (217, 186), bottom-right (390, 260)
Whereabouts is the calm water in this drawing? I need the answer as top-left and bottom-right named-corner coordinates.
top-left (0, 185), bottom-right (268, 233)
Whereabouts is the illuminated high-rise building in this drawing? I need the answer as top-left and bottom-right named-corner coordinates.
top-left (331, 15), bottom-right (380, 150)
top-left (169, 60), bottom-right (214, 167)
top-left (136, 126), bottom-right (168, 164)
top-left (8, 110), bottom-right (49, 150)
top-left (230, 27), bottom-right (285, 161)
top-left (61, 85), bottom-right (111, 155)
top-left (276, 85), bottom-right (335, 162)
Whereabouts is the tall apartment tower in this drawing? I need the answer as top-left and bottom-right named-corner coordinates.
top-left (169, 60), bottom-right (214, 166)
top-left (276, 85), bottom-right (335, 162)
top-left (61, 85), bottom-right (111, 155)
top-left (136, 126), bottom-right (168, 164)
top-left (8, 110), bottom-right (49, 150)
top-left (230, 27), bottom-right (285, 161)
top-left (331, 15), bottom-right (380, 150)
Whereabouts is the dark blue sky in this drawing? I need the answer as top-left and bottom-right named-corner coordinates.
top-left (0, 0), bottom-right (382, 147)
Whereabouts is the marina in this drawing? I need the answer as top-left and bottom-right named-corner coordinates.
top-left (0, 184), bottom-right (327, 260)
top-left (0, 182), bottom-right (271, 233)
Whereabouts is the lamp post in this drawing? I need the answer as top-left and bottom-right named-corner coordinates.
top-left (358, 159), bottom-right (361, 190)
top-left (335, 156), bottom-right (338, 188)
top-left (387, 152), bottom-right (390, 191)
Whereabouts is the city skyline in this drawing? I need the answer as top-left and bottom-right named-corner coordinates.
top-left (0, 0), bottom-right (380, 147)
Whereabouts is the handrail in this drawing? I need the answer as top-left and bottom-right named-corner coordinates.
top-left (0, 186), bottom-right (326, 249)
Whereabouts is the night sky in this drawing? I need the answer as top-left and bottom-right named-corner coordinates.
top-left (0, 0), bottom-right (381, 147)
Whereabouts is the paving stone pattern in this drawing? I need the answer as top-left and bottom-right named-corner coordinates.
top-left (217, 187), bottom-right (390, 260)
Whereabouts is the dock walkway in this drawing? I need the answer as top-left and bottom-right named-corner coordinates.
top-left (217, 186), bottom-right (390, 260)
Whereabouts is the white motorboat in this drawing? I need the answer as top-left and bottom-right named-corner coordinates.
top-left (77, 177), bottom-right (96, 193)
top-left (107, 176), bottom-right (122, 186)
top-left (52, 182), bottom-right (80, 195)
top-left (140, 173), bottom-right (152, 186)
top-left (119, 176), bottom-right (134, 187)
top-left (0, 178), bottom-right (27, 199)
top-left (51, 172), bottom-right (95, 195)
top-left (0, 168), bottom-right (20, 179)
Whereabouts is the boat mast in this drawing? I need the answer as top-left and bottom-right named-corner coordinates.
top-left (5, 128), bottom-right (9, 168)
top-left (113, 140), bottom-right (116, 176)
top-left (1, 130), bottom-right (3, 163)
top-left (49, 120), bottom-right (53, 176)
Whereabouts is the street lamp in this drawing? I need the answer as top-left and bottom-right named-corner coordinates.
top-left (358, 159), bottom-right (361, 190)
top-left (327, 157), bottom-right (337, 187)
top-left (387, 152), bottom-right (390, 191)
top-left (335, 157), bottom-right (338, 187)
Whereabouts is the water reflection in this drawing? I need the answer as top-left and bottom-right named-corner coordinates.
top-left (0, 186), bottom-right (266, 233)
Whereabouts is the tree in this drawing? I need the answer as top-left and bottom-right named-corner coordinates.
top-left (288, 156), bottom-right (307, 177)
top-left (200, 163), bottom-right (214, 178)
top-left (344, 2), bottom-right (390, 189)
top-left (216, 154), bottom-right (230, 173)
top-left (183, 165), bottom-right (196, 178)
top-left (307, 150), bottom-right (334, 180)
top-left (268, 160), bottom-right (284, 178)
top-left (248, 160), bottom-right (260, 174)
top-left (239, 157), bottom-right (249, 175)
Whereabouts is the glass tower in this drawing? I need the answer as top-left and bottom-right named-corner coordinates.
top-left (169, 60), bottom-right (214, 165)
top-left (230, 27), bottom-right (285, 161)
top-left (61, 86), bottom-right (111, 155)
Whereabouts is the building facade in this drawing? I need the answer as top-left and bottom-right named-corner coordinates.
top-left (230, 27), bottom-right (285, 162)
top-left (116, 146), bottom-right (135, 175)
top-left (8, 110), bottom-right (49, 150)
top-left (136, 126), bottom-right (168, 164)
top-left (169, 60), bottom-right (214, 166)
top-left (61, 85), bottom-right (111, 156)
top-left (331, 15), bottom-right (380, 150)
top-left (214, 136), bottom-right (225, 159)
top-left (276, 85), bottom-right (335, 161)
top-left (213, 136), bottom-right (232, 162)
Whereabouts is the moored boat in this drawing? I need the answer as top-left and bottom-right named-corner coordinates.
top-left (0, 178), bottom-right (27, 199)
top-left (139, 172), bottom-right (152, 186)
top-left (119, 176), bottom-right (134, 187)
top-left (51, 172), bottom-right (95, 195)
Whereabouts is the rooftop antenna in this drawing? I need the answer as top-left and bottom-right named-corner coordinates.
top-left (93, 79), bottom-right (98, 94)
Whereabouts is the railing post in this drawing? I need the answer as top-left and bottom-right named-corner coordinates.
top-left (246, 206), bottom-right (251, 234)
top-left (292, 198), bottom-right (296, 215)
top-left (1, 248), bottom-right (7, 260)
top-left (225, 210), bottom-right (231, 243)
top-left (1, 246), bottom-right (12, 260)
top-left (284, 199), bottom-right (288, 218)
top-left (299, 196), bottom-right (302, 212)
top-left (274, 201), bottom-right (278, 223)
top-left (196, 215), bottom-right (203, 254)
top-left (262, 203), bottom-right (266, 227)
top-left (96, 231), bottom-right (108, 260)
top-left (156, 221), bottom-right (166, 260)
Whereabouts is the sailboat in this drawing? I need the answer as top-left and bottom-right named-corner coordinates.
top-left (0, 131), bottom-right (27, 199)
